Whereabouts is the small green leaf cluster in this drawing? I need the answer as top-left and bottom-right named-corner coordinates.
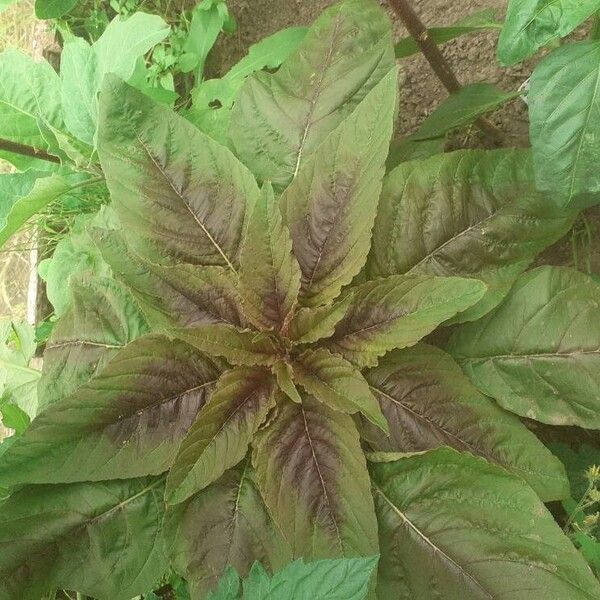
top-left (1, 1), bottom-right (600, 599)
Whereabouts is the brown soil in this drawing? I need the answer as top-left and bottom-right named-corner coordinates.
top-left (208, 0), bottom-right (600, 274)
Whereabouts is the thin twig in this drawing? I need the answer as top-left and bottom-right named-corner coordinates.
top-left (0, 137), bottom-right (61, 164)
top-left (387, 0), bottom-right (505, 145)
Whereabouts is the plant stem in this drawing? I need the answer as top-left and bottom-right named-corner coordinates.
top-left (0, 137), bottom-right (61, 164)
top-left (386, 0), bottom-right (505, 145)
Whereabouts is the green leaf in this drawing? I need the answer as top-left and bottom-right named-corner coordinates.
top-left (369, 149), bottom-right (576, 322)
top-left (166, 459), bottom-right (290, 597)
top-left (0, 169), bottom-right (93, 249)
top-left (448, 266), bottom-right (600, 429)
top-left (0, 402), bottom-right (29, 436)
top-left (40, 208), bottom-right (114, 317)
top-left (239, 183), bottom-right (301, 330)
top-left (189, 26), bottom-right (308, 143)
top-left (166, 367), bottom-right (275, 504)
top-left (208, 568), bottom-right (241, 600)
top-left (286, 293), bottom-right (353, 345)
top-left (414, 83), bottom-right (519, 140)
top-left (364, 344), bottom-right (569, 502)
top-left (385, 135), bottom-right (445, 172)
top-left (241, 556), bottom-right (378, 600)
top-left (293, 348), bottom-right (388, 433)
top-left (281, 67), bottom-right (398, 307)
top-left (173, 324), bottom-right (279, 366)
top-left (498, 0), bottom-right (600, 65)
top-left (325, 275), bottom-right (486, 368)
top-left (61, 13), bottom-right (170, 144)
top-left (97, 76), bottom-right (259, 269)
top-left (395, 9), bottom-right (500, 58)
top-left (38, 276), bottom-right (149, 410)
top-left (0, 335), bottom-right (222, 486)
top-left (0, 320), bottom-right (39, 419)
top-left (35, 0), bottom-right (78, 18)
top-left (252, 396), bottom-right (379, 559)
top-left (229, 0), bottom-right (395, 189)
top-left (272, 360), bottom-right (302, 404)
top-left (0, 476), bottom-right (168, 600)
top-left (0, 49), bottom-right (63, 152)
top-left (370, 448), bottom-right (600, 599)
top-left (529, 41), bottom-right (600, 207)
top-left (93, 228), bottom-right (246, 329)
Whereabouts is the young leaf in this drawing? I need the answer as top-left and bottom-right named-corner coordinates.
top-left (94, 228), bottom-right (246, 328)
top-left (325, 275), bottom-right (486, 368)
top-left (286, 293), bottom-right (353, 344)
top-left (229, 0), bottom-right (395, 188)
top-left (293, 348), bottom-right (388, 433)
top-left (241, 556), bottom-right (379, 600)
top-left (498, 0), bottom-right (600, 65)
top-left (166, 367), bottom-right (275, 504)
top-left (529, 41), bottom-right (600, 207)
top-left (370, 448), bottom-right (600, 599)
top-left (272, 361), bottom-right (302, 404)
top-left (413, 83), bottom-right (519, 141)
top-left (252, 396), bottom-right (379, 560)
top-left (0, 49), bottom-right (63, 151)
top-left (61, 13), bottom-right (170, 144)
top-left (364, 344), bottom-right (569, 502)
top-left (369, 149), bottom-right (576, 322)
top-left (0, 169), bottom-right (93, 249)
top-left (0, 335), bottom-right (222, 486)
top-left (97, 76), bottom-right (259, 269)
top-left (281, 68), bottom-right (398, 307)
top-left (0, 477), bottom-right (168, 600)
top-left (35, 0), bottom-right (78, 18)
top-left (395, 9), bottom-right (500, 58)
top-left (448, 266), bottom-right (600, 428)
top-left (173, 324), bottom-right (279, 366)
top-left (239, 183), bottom-right (301, 331)
top-left (38, 276), bottom-right (149, 410)
top-left (208, 568), bottom-right (241, 600)
top-left (165, 459), bottom-right (290, 597)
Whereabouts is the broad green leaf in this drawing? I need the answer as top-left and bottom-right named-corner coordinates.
top-left (38, 276), bottom-right (149, 409)
top-left (229, 0), bottom-right (395, 188)
top-left (93, 228), bottom-right (245, 328)
top-left (0, 49), bottom-right (63, 151)
top-left (0, 320), bottom-right (39, 419)
top-left (166, 367), bottom-right (275, 504)
top-left (208, 568), bottom-right (241, 600)
top-left (0, 335), bottom-right (221, 486)
top-left (286, 293), bottom-right (353, 344)
top-left (325, 275), bottom-right (486, 368)
top-left (166, 459), bottom-right (290, 597)
top-left (0, 169), bottom-right (93, 249)
top-left (252, 396), bottom-right (379, 559)
top-left (369, 149), bottom-right (576, 322)
top-left (0, 402), bottom-right (29, 436)
top-left (498, 0), bottom-right (600, 65)
top-left (173, 324), bottom-right (280, 366)
top-left (241, 556), bottom-right (378, 600)
top-left (529, 41), bottom-right (600, 207)
top-left (293, 348), bottom-right (388, 433)
top-left (364, 344), bottom-right (569, 502)
top-left (97, 77), bottom-right (259, 269)
top-left (272, 360), bottom-right (302, 404)
top-left (448, 266), bottom-right (600, 428)
top-left (61, 13), bottom-right (170, 144)
top-left (281, 68), bottom-right (398, 307)
top-left (35, 0), bottom-right (78, 18)
top-left (190, 27), bottom-right (308, 143)
top-left (39, 209), bottom-right (114, 317)
top-left (386, 135), bottom-right (445, 172)
top-left (414, 84), bottom-right (519, 140)
top-left (370, 448), bottom-right (600, 599)
top-left (0, 476), bottom-right (168, 600)
top-left (239, 183), bottom-right (301, 330)
top-left (395, 9), bottom-right (501, 58)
